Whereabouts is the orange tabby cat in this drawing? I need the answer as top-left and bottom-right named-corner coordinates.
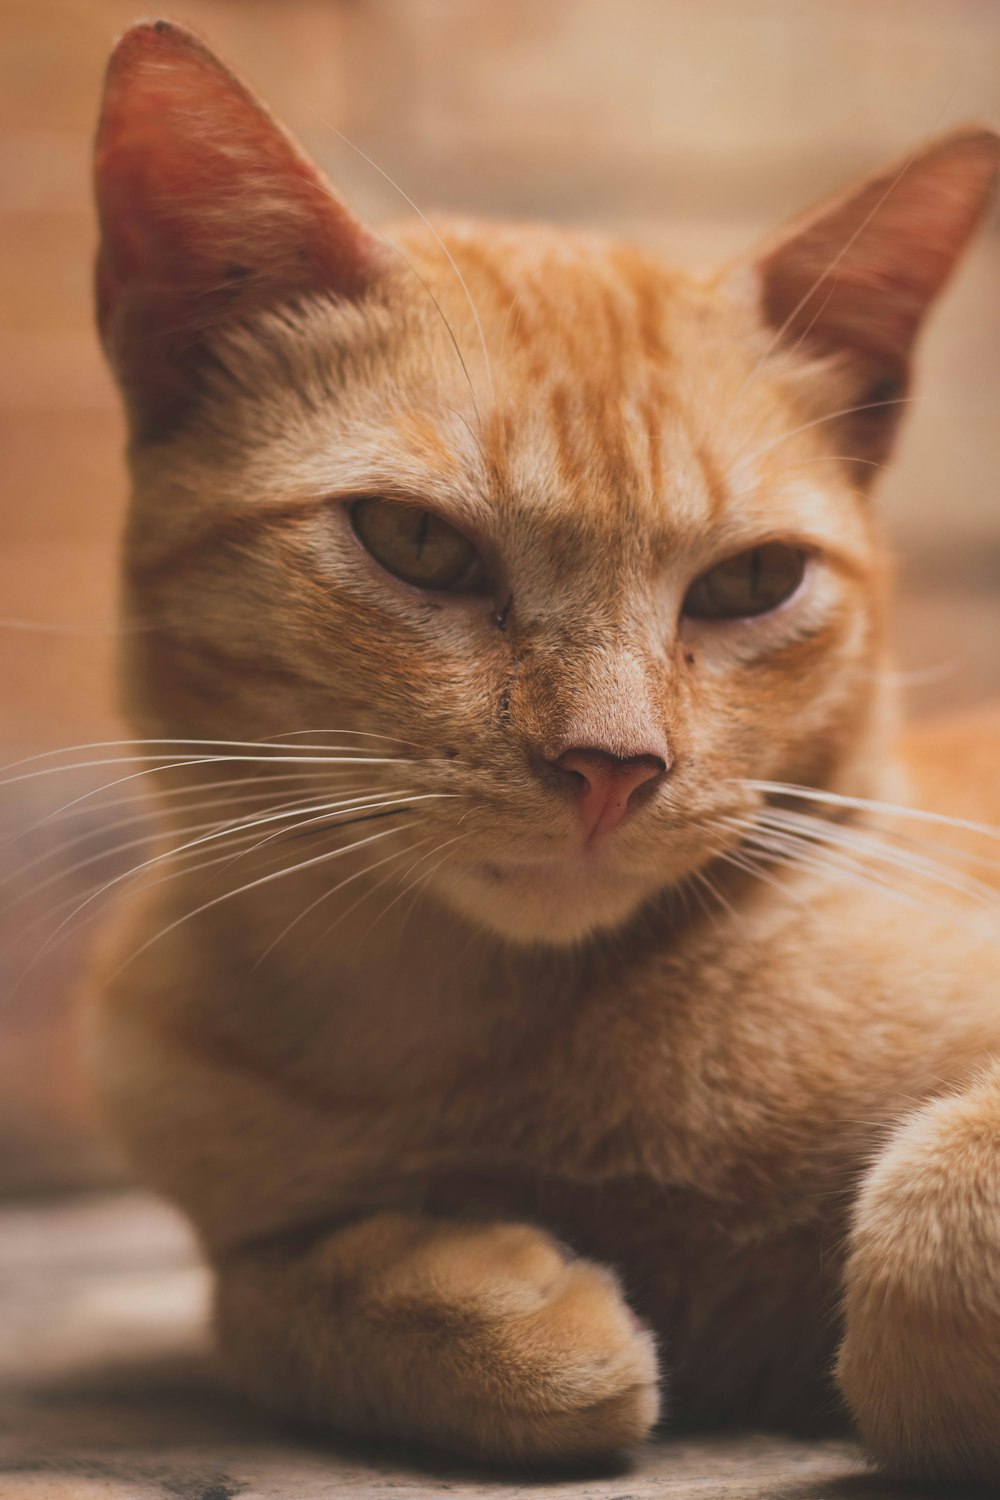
top-left (90, 19), bottom-right (1000, 1483)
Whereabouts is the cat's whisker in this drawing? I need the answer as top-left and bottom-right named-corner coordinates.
top-left (744, 813), bottom-right (957, 904)
top-left (183, 805), bottom-right (411, 907)
top-left (710, 827), bottom-right (792, 890)
top-left (763, 831), bottom-right (983, 925)
top-left (4, 797), bottom-right (318, 918)
top-left (12, 816), bottom-right (307, 951)
top-left (788, 454), bottom-right (885, 472)
top-left (757, 805), bottom-right (1000, 889)
top-left (390, 849), bottom-right (450, 949)
top-left (0, 771), bottom-right (378, 901)
top-left (724, 815), bottom-right (924, 911)
top-left (773, 280), bottom-right (839, 372)
top-left (306, 107), bottom-right (495, 413)
top-left (688, 865), bottom-right (738, 923)
top-left (113, 798), bottom-right (400, 903)
top-left (717, 385), bottom-right (907, 511)
top-left (266, 728), bottom-right (438, 753)
top-left (138, 788), bottom-right (431, 876)
top-left (0, 769), bottom-right (355, 884)
top-left (254, 833), bottom-right (437, 971)
top-left (4, 785), bottom-right (417, 918)
top-left (445, 403), bottom-right (492, 476)
top-left (383, 252), bottom-right (488, 440)
top-left (0, 751), bottom-right (411, 790)
top-left (355, 832), bottom-right (474, 945)
top-left (15, 792), bottom-right (434, 980)
top-left (23, 763), bottom-right (373, 827)
top-left (0, 753), bottom-right (414, 856)
top-left (0, 764), bottom-right (375, 871)
top-left (389, 846), bottom-right (465, 949)
top-left (671, 871), bottom-right (698, 928)
top-left (0, 735), bottom-right (421, 776)
top-left (705, 828), bottom-right (815, 912)
top-left (12, 803), bottom-right (431, 1001)
top-left (0, 613), bottom-right (165, 638)
top-left (883, 660), bottom-right (962, 690)
top-left (753, 824), bottom-right (1000, 931)
top-left (108, 817), bottom-right (423, 984)
top-left (738, 780), bottom-right (1000, 845)
top-left (751, 397), bottom-right (913, 465)
top-left (0, 755), bottom-right (412, 845)
top-left (708, 449), bottom-right (888, 520)
top-left (723, 813), bottom-right (1000, 936)
top-left (206, 794), bottom-right (451, 888)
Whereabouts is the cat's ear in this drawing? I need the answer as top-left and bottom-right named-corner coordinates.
top-left (748, 127), bottom-right (1000, 466)
top-left (94, 20), bottom-right (389, 438)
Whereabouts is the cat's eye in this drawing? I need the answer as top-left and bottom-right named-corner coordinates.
top-left (683, 542), bottom-right (807, 620)
top-left (350, 497), bottom-right (483, 592)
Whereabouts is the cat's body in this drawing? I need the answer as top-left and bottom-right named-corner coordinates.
top-left (90, 20), bottom-right (1000, 1482)
top-left (96, 711), bottom-right (1000, 1454)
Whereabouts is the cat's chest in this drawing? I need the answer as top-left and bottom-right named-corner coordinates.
top-left (285, 953), bottom-right (836, 1222)
top-left (239, 889), bottom-right (935, 1219)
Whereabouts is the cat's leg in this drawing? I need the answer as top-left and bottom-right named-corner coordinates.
top-left (837, 1057), bottom-right (1000, 1484)
top-left (215, 1212), bottom-right (659, 1464)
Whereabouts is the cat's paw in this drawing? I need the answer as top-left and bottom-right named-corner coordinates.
top-left (375, 1220), bottom-right (660, 1464)
top-left (837, 1072), bottom-right (1000, 1485)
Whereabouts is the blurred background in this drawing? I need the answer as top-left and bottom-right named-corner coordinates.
top-left (1, 0), bottom-right (998, 1194)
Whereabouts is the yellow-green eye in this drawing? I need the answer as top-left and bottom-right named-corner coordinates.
top-left (683, 543), bottom-right (807, 620)
top-left (351, 497), bottom-right (482, 592)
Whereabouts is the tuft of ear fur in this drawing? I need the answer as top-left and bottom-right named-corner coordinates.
top-left (752, 126), bottom-right (1000, 466)
top-left (94, 19), bottom-right (388, 439)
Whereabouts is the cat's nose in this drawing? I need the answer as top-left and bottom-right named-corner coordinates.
top-left (550, 746), bottom-right (667, 840)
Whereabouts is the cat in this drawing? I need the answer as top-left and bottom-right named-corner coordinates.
top-left (88, 17), bottom-right (1000, 1484)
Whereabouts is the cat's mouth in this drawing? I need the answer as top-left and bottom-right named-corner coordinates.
top-left (466, 850), bottom-right (648, 888)
top-left (474, 858), bottom-right (559, 885)
top-left (438, 845), bottom-right (668, 944)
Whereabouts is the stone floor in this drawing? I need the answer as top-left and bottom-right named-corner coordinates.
top-left (0, 1191), bottom-right (962, 1500)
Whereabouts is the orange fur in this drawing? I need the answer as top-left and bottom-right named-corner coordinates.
top-left (90, 20), bottom-right (1000, 1480)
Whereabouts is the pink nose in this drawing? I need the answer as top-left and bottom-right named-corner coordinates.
top-left (552, 747), bottom-right (667, 841)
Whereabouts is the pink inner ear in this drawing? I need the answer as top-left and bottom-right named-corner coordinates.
top-left (94, 20), bottom-right (388, 434)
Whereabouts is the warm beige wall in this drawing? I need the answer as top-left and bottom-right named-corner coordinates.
top-left (1, 0), bottom-right (999, 754)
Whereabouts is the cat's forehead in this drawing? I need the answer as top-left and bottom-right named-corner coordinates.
top-left (180, 219), bottom-right (865, 575)
top-left (395, 217), bottom-right (703, 388)
top-left (376, 220), bottom-right (860, 556)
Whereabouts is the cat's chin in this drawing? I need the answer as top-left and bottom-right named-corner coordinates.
top-left (433, 854), bottom-right (663, 946)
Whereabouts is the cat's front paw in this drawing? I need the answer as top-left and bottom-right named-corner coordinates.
top-left (374, 1220), bottom-right (660, 1463)
top-left (837, 1072), bottom-right (1000, 1485)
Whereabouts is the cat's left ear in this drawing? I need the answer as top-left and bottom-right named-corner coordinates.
top-left (744, 126), bottom-right (1000, 466)
top-left (94, 20), bottom-right (390, 438)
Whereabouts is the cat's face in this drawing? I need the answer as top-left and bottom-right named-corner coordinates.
top-left (97, 22), bottom-right (998, 945)
top-left (121, 228), bottom-right (885, 944)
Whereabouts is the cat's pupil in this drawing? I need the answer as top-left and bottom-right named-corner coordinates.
top-left (415, 512), bottom-right (430, 560)
top-left (749, 548), bottom-right (763, 597)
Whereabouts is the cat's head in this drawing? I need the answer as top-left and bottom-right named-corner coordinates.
top-left (94, 21), bottom-right (998, 945)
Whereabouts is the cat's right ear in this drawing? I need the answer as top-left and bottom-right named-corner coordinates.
top-left (740, 126), bottom-right (1000, 469)
top-left (94, 20), bottom-right (389, 439)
